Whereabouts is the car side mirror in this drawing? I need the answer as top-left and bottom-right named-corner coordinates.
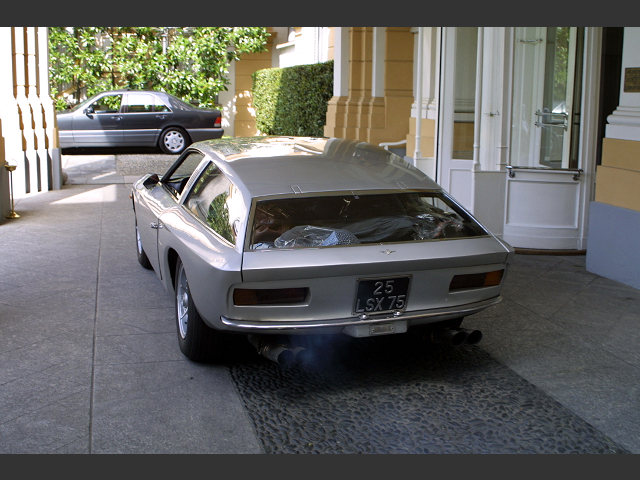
top-left (84, 106), bottom-right (94, 115)
top-left (143, 173), bottom-right (160, 188)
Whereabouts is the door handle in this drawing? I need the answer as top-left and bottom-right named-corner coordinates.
top-left (112, 115), bottom-right (123, 121)
top-left (534, 110), bottom-right (568, 130)
top-left (150, 221), bottom-right (164, 229)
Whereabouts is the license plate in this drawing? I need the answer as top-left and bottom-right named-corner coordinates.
top-left (343, 320), bottom-right (407, 338)
top-left (353, 276), bottom-right (410, 315)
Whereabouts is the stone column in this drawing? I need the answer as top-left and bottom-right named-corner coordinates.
top-left (406, 27), bottom-right (440, 176)
top-left (350, 27), bottom-right (373, 141)
top-left (324, 27), bottom-right (350, 138)
top-left (14, 27), bottom-right (38, 195)
top-left (26, 27), bottom-right (48, 192)
top-left (37, 27), bottom-right (62, 189)
top-left (0, 28), bottom-right (25, 203)
top-left (596, 26), bottom-right (640, 211)
top-left (364, 27), bottom-right (414, 147)
top-left (587, 27), bottom-right (640, 288)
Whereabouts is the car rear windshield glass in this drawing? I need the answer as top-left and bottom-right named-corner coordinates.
top-left (248, 191), bottom-right (488, 250)
top-left (167, 94), bottom-right (194, 111)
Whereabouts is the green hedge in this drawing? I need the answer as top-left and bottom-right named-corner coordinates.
top-left (252, 60), bottom-right (333, 137)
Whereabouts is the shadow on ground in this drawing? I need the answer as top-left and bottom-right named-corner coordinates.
top-left (228, 332), bottom-right (627, 454)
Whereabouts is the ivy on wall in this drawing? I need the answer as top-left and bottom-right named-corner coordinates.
top-left (252, 60), bottom-right (333, 137)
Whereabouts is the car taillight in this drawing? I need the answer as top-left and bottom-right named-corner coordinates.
top-left (233, 287), bottom-right (308, 305)
top-left (214, 116), bottom-right (221, 128)
top-left (449, 269), bottom-right (504, 291)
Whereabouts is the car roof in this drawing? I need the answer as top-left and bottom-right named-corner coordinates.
top-left (192, 137), bottom-right (442, 198)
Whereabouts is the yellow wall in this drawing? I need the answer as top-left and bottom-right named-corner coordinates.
top-left (233, 31), bottom-right (275, 137)
top-left (324, 27), bottom-right (413, 146)
top-left (405, 117), bottom-right (436, 158)
top-left (595, 137), bottom-right (640, 212)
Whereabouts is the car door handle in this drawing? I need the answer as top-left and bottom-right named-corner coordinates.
top-left (112, 115), bottom-right (123, 121)
top-left (155, 114), bottom-right (167, 119)
top-left (150, 221), bottom-right (163, 229)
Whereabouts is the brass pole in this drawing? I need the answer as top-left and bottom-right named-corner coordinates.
top-left (4, 163), bottom-right (20, 219)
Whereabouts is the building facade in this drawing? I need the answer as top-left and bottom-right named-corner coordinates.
top-left (323, 27), bottom-right (638, 289)
top-left (0, 26), bottom-right (60, 222)
top-left (1, 26), bottom-right (637, 289)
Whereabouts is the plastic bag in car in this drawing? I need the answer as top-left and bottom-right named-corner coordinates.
top-left (340, 216), bottom-right (417, 243)
top-left (274, 225), bottom-right (360, 249)
top-left (413, 213), bottom-right (465, 239)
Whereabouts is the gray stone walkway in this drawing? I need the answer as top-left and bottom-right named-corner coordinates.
top-left (1, 183), bottom-right (261, 453)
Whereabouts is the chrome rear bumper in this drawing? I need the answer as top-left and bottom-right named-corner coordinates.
top-left (219, 296), bottom-right (501, 334)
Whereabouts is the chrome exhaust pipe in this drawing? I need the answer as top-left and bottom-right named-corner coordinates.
top-left (430, 328), bottom-right (468, 346)
top-left (248, 335), bottom-right (297, 368)
top-left (292, 345), bottom-right (318, 367)
top-left (458, 328), bottom-right (483, 345)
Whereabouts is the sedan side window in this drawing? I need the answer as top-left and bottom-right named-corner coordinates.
top-left (89, 94), bottom-right (123, 114)
top-left (154, 97), bottom-right (171, 112)
top-left (185, 163), bottom-right (242, 244)
top-left (125, 93), bottom-right (155, 113)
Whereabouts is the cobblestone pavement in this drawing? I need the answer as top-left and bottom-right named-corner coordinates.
top-left (229, 334), bottom-right (626, 454)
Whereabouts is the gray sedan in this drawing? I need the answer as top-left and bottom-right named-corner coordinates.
top-left (131, 137), bottom-right (513, 365)
top-left (57, 90), bottom-right (223, 154)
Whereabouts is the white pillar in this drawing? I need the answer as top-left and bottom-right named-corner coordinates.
top-left (414, 27), bottom-right (423, 163)
top-left (14, 27), bottom-right (38, 195)
top-left (477, 27), bottom-right (512, 172)
top-left (371, 27), bottom-right (386, 98)
top-left (606, 27), bottom-right (640, 141)
top-left (37, 27), bottom-right (61, 189)
top-left (26, 27), bottom-right (48, 192)
top-left (411, 27), bottom-right (439, 121)
top-left (1, 28), bottom-right (27, 198)
top-left (333, 27), bottom-right (350, 98)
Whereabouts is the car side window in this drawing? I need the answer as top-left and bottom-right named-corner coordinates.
top-left (125, 93), bottom-right (155, 113)
top-left (154, 96), bottom-right (170, 112)
top-left (90, 94), bottom-right (123, 114)
top-left (185, 163), bottom-right (241, 244)
top-left (162, 151), bottom-right (204, 198)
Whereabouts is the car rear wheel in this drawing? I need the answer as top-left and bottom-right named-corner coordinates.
top-left (135, 215), bottom-right (152, 269)
top-left (159, 127), bottom-right (189, 154)
top-left (174, 257), bottom-right (225, 362)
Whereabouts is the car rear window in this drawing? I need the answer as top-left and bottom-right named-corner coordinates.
top-left (248, 191), bottom-right (488, 250)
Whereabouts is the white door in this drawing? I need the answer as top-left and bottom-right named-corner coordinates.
top-left (437, 27), bottom-right (478, 211)
top-left (504, 27), bottom-right (587, 250)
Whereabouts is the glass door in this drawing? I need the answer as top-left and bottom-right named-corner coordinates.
top-left (504, 27), bottom-right (588, 250)
top-left (510, 27), bottom-right (583, 171)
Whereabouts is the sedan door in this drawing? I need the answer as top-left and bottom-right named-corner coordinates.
top-left (72, 93), bottom-right (124, 146)
top-left (120, 92), bottom-right (171, 146)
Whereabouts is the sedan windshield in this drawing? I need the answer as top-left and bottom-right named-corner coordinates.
top-left (248, 191), bottom-right (488, 250)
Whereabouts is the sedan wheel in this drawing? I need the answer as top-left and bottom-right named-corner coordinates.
top-left (174, 257), bottom-right (224, 362)
top-left (160, 127), bottom-right (188, 154)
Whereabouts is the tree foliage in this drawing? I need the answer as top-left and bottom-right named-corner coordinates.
top-left (49, 27), bottom-right (269, 111)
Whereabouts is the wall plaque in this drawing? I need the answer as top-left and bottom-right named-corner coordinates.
top-left (624, 67), bottom-right (640, 93)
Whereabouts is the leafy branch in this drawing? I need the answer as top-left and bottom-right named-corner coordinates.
top-left (49, 27), bottom-right (269, 111)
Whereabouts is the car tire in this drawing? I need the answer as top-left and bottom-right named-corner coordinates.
top-left (174, 257), bottom-right (225, 362)
top-left (135, 214), bottom-right (153, 270)
top-left (159, 127), bottom-right (189, 154)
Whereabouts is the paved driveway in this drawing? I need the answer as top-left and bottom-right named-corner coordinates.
top-left (1, 153), bottom-right (638, 453)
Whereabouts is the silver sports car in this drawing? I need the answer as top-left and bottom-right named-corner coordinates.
top-left (131, 136), bottom-right (513, 365)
